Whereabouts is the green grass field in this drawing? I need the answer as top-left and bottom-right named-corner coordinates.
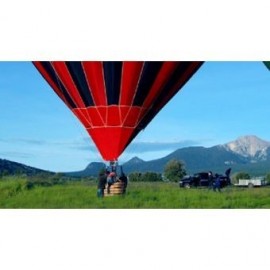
top-left (1, 176), bottom-right (270, 208)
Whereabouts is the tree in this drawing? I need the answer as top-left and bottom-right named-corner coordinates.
top-left (265, 173), bottom-right (270, 185)
top-left (0, 169), bottom-right (9, 178)
top-left (128, 172), bottom-right (162, 182)
top-left (143, 172), bottom-right (162, 182)
top-left (163, 159), bottom-right (186, 182)
top-left (128, 172), bottom-right (142, 182)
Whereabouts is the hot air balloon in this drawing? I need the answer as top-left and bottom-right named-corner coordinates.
top-left (33, 61), bottom-right (203, 162)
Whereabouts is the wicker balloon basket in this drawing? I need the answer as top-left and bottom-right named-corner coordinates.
top-left (104, 181), bottom-right (126, 197)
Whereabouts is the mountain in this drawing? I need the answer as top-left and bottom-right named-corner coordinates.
top-left (223, 135), bottom-right (270, 161)
top-left (69, 135), bottom-right (270, 177)
top-left (66, 162), bottom-right (106, 177)
top-left (122, 145), bottom-right (248, 174)
top-left (2, 135), bottom-right (270, 177)
top-left (0, 158), bottom-right (51, 175)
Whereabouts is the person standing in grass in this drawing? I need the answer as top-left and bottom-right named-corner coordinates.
top-left (208, 171), bottom-right (213, 189)
top-left (119, 172), bottom-right (128, 194)
top-left (213, 174), bottom-right (221, 192)
top-left (97, 169), bottom-right (108, 198)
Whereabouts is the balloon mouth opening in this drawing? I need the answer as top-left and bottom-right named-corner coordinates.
top-left (109, 160), bottom-right (118, 166)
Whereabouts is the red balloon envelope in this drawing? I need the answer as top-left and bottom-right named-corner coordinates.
top-left (33, 61), bottom-right (203, 161)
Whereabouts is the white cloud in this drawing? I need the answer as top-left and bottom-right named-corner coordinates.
top-left (0, 151), bottom-right (34, 159)
top-left (125, 140), bottom-right (201, 153)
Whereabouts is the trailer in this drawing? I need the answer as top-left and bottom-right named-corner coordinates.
top-left (235, 177), bottom-right (266, 188)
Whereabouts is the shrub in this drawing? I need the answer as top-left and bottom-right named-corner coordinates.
top-left (128, 172), bottom-right (162, 182)
top-left (143, 172), bottom-right (162, 182)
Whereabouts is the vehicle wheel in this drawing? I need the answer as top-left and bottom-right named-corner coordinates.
top-left (184, 183), bottom-right (191, 189)
top-left (248, 183), bottom-right (254, 188)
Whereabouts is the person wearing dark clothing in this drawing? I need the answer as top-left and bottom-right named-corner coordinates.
top-left (208, 171), bottom-right (213, 189)
top-left (97, 171), bottom-right (107, 197)
top-left (225, 168), bottom-right (232, 185)
top-left (225, 168), bottom-right (231, 177)
top-left (213, 174), bottom-right (221, 192)
top-left (119, 173), bottom-right (128, 194)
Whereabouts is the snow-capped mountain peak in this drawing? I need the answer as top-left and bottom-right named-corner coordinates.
top-left (223, 135), bottom-right (270, 158)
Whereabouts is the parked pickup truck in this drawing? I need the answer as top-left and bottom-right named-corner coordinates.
top-left (179, 168), bottom-right (231, 189)
top-left (235, 177), bottom-right (266, 188)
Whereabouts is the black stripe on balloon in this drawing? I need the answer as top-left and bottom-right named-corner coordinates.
top-left (40, 62), bottom-right (76, 108)
top-left (133, 62), bottom-right (163, 106)
top-left (119, 62), bottom-right (203, 156)
top-left (103, 62), bottom-right (122, 105)
top-left (122, 63), bottom-right (193, 154)
top-left (139, 62), bottom-right (202, 129)
top-left (66, 62), bottom-right (94, 106)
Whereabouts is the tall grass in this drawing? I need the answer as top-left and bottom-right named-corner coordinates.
top-left (1, 176), bottom-right (270, 208)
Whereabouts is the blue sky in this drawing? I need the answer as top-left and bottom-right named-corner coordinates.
top-left (1, 61), bottom-right (270, 172)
